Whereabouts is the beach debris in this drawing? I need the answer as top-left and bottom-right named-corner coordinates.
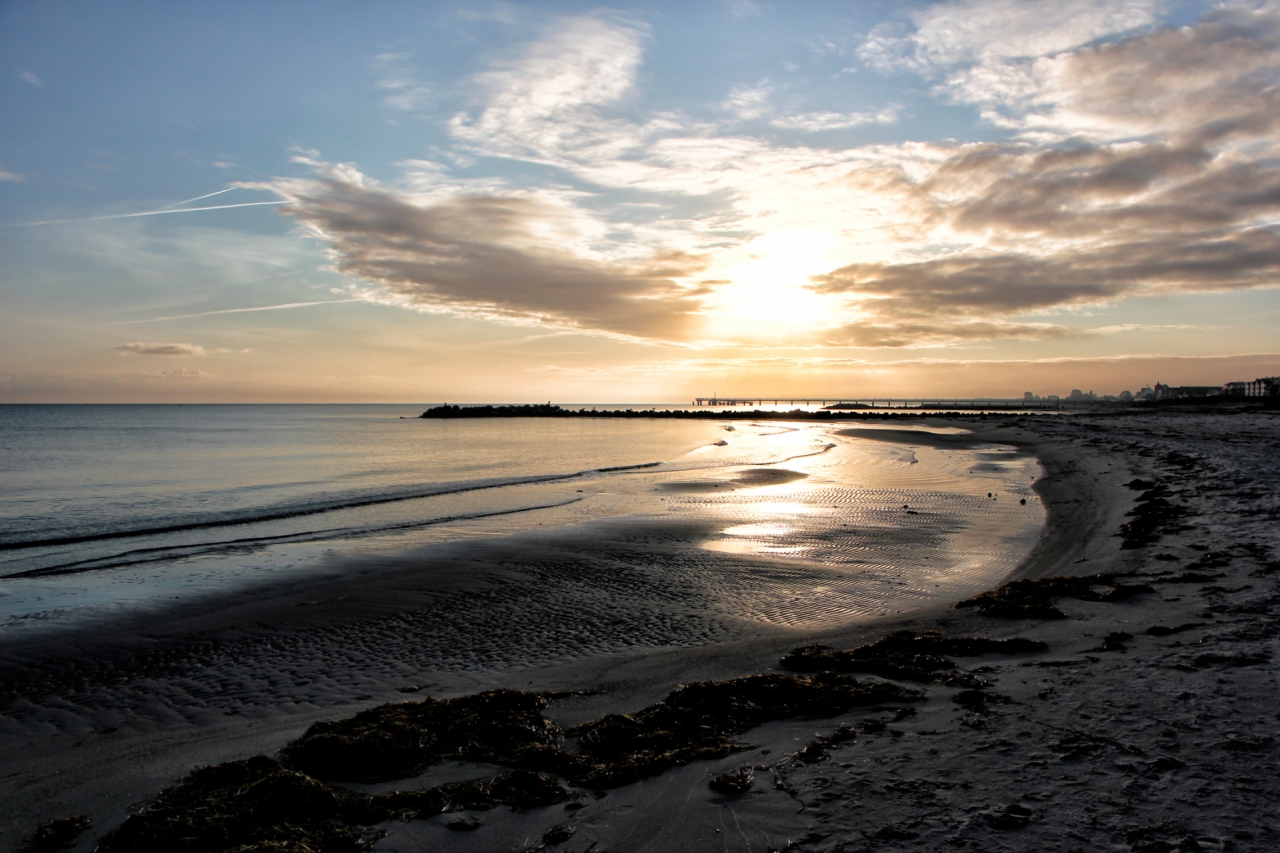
top-left (565, 673), bottom-right (922, 788)
top-left (1090, 631), bottom-right (1134, 652)
top-left (542, 823), bottom-right (577, 844)
top-left (282, 689), bottom-right (562, 782)
top-left (780, 630), bottom-right (1048, 682)
top-left (1119, 484), bottom-right (1190, 548)
top-left (709, 765), bottom-right (757, 793)
top-left (107, 674), bottom-right (925, 851)
top-left (93, 756), bottom-right (572, 853)
top-left (956, 574), bottom-right (1155, 618)
top-left (20, 816), bottom-right (90, 853)
top-left (94, 756), bottom-right (383, 853)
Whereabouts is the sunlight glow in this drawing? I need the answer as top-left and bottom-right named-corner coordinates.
top-left (705, 230), bottom-right (842, 337)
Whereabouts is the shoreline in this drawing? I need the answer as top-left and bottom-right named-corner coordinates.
top-left (3, 411), bottom-right (1277, 852)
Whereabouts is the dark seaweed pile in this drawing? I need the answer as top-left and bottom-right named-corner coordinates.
top-left (95, 757), bottom-right (568, 853)
top-left (780, 630), bottom-right (1047, 682)
top-left (956, 574), bottom-right (1155, 618)
top-left (96, 673), bottom-right (921, 853)
top-left (1119, 481), bottom-right (1191, 548)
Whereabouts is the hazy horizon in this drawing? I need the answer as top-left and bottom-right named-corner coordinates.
top-left (3, 1), bottom-right (1278, 403)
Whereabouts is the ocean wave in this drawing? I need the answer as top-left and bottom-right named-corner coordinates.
top-left (3, 497), bottom-right (587, 579)
top-left (0, 461), bottom-right (664, 552)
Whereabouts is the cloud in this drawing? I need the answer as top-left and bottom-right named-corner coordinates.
top-left (771, 106), bottom-right (899, 131)
top-left (721, 82), bottom-right (774, 120)
top-left (799, 12), bottom-right (1280, 345)
top-left (726, 0), bottom-right (764, 18)
top-left (449, 14), bottom-right (649, 162)
top-left (858, 0), bottom-right (1159, 121)
top-left (19, 70), bottom-right (43, 87)
top-left (0, 167), bottom-right (22, 182)
top-left (252, 5), bottom-right (1280, 351)
top-left (1019, 8), bottom-right (1280, 139)
top-left (116, 342), bottom-right (209, 357)
top-left (373, 54), bottom-right (434, 112)
top-left (267, 161), bottom-right (713, 340)
top-left (153, 368), bottom-right (207, 378)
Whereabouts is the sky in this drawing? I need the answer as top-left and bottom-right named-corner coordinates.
top-left (2, 0), bottom-right (1278, 402)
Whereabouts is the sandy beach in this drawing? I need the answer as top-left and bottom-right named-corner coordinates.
top-left (2, 409), bottom-right (1277, 853)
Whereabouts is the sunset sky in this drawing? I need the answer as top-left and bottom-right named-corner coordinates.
top-left (2, 0), bottom-right (1278, 402)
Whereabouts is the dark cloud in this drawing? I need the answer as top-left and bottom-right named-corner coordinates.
top-left (274, 172), bottom-right (710, 341)
top-left (812, 12), bottom-right (1280, 346)
top-left (1040, 8), bottom-right (1280, 143)
top-left (821, 320), bottom-right (1076, 349)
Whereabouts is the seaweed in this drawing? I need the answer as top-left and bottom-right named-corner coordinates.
top-left (563, 673), bottom-right (922, 788)
top-left (780, 630), bottom-right (1047, 682)
top-left (956, 575), bottom-right (1155, 618)
top-left (541, 823), bottom-right (577, 844)
top-left (101, 673), bottom-right (923, 852)
top-left (20, 816), bottom-right (90, 853)
top-left (94, 757), bottom-right (572, 853)
top-left (708, 766), bottom-right (757, 794)
top-left (1119, 484), bottom-right (1190, 548)
top-left (1091, 631), bottom-right (1134, 652)
top-left (282, 689), bottom-right (562, 782)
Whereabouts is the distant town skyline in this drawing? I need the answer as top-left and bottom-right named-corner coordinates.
top-left (2, 0), bottom-right (1278, 402)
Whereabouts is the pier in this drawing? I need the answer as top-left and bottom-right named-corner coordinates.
top-left (692, 397), bottom-right (1066, 410)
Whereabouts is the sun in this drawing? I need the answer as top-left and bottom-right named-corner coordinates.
top-left (704, 229), bottom-right (841, 338)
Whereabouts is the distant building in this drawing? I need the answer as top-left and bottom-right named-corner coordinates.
top-left (1246, 376), bottom-right (1279, 397)
top-left (1224, 381), bottom-right (1248, 396)
top-left (1148, 383), bottom-right (1223, 400)
top-left (1068, 389), bottom-right (1096, 401)
top-left (1119, 390), bottom-right (1134, 402)
top-left (1136, 386), bottom-right (1155, 400)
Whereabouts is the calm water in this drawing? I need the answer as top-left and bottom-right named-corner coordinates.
top-left (0, 404), bottom-right (1044, 634)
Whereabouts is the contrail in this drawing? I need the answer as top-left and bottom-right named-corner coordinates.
top-left (114, 299), bottom-right (363, 324)
top-left (7, 200), bottom-right (288, 228)
top-left (158, 187), bottom-right (242, 210)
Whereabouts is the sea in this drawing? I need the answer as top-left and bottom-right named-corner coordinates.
top-left (0, 404), bottom-right (1045, 638)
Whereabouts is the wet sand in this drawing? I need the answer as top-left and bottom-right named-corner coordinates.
top-left (2, 412), bottom-right (1278, 853)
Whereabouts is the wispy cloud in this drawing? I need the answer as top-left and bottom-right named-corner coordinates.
top-left (373, 53), bottom-right (434, 112)
top-left (449, 13), bottom-right (650, 163)
top-left (771, 105), bottom-right (899, 131)
top-left (116, 342), bottom-right (209, 357)
top-left (8, 198), bottom-right (285, 228)
top-left (725, 0), bottom-right (765, 18)
top-left (720, 82), bottom-right (774, 120)
top-left (116, 299), bottom-right (363, 324)
top-left (0, 167), bottom-right (22, 182)
top-left (19, 70), bottom-right (43, 87)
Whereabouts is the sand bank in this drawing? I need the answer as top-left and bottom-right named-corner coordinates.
top-left (2, 412), bottom-right (1277, 853)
